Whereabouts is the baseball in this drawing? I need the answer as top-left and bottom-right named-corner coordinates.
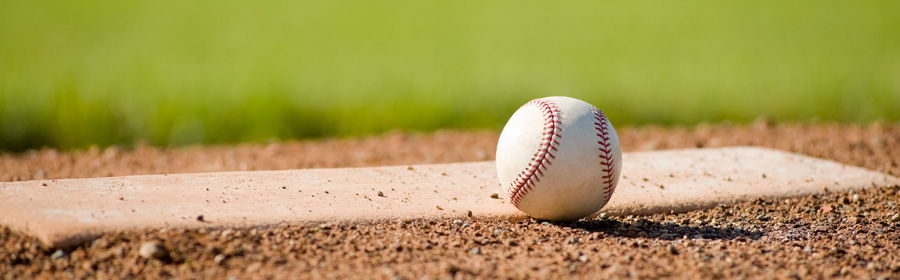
top-left (496, 96), bottom-right (622, 221)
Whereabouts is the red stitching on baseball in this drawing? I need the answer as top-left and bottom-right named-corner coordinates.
top-left (593, 107), bottom-right (617, 205)
top-left (508, 99), bottom-right (562, 206)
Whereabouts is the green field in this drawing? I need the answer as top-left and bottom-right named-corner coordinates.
top-left (1, 0), bottom-right (898, 151)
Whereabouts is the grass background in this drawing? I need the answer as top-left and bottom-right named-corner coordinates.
top-left (1, 0), bottom-right (899, 151)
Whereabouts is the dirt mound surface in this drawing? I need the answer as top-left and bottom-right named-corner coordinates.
top-left (2, 123), bottom-right (899, 279)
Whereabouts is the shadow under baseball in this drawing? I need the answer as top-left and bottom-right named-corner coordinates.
top-left (554, 218), bottom-right (765, 241)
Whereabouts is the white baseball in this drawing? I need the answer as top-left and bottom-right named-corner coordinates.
top-left (496, 96), bottom-right (622, 221)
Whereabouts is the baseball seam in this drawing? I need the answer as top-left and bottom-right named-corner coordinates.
top-left (508, 99), bottom-right (562, 207)
top-left (593, 107), bottom-right (617, 205)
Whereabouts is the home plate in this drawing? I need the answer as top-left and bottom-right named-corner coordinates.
top-left (2, 147), bottom-right (898, 248)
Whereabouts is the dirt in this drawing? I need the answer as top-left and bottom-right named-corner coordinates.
top-left (2, 122), bottom-right (900, 279)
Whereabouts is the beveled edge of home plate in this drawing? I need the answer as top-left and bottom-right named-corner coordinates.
top-left (1, 146), bottom-right (898, 248)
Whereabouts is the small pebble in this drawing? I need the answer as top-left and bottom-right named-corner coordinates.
top-left (110, 247), bottom-right (126, 258)
top-left (578, 255), bottom-right (588, 262)
top-left (378, 191), bottom-right (385, 197)
top-left (891, 214), bottom-right (900, 222)
top-left (50, 249), bottom-right (66, 259)
top-left (490, 193), bottom-right (500, 199)
top-left (468, 247), bottom-right (481, 255)
top-left (467, 210), bottom-right (473, 218)
top-left (139, 241), bottom-right (168, 259)
top-left (246, 263), bottom-right (262, 273)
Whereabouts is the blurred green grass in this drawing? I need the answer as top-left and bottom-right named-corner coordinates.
top-left (1, 0), bottom-right (899, 151)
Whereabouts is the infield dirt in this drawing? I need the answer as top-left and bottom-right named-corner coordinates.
top-left (2, 122), bottom-right (899, 279)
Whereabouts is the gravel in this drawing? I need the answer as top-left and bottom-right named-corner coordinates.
top-left (2, 122), bottom-right (899, 279)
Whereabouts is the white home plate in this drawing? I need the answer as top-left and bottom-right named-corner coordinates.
top-left (1, 147), bottom-right (897, 248)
